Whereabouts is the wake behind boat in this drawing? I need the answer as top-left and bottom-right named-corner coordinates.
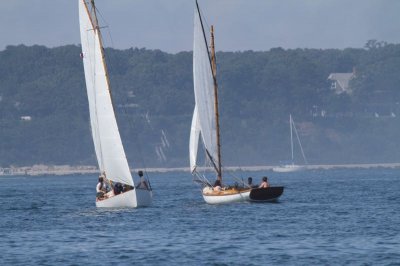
top-left (79, 0), bottom-right (152, 208)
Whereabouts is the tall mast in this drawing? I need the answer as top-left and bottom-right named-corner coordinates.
top-left (83, 0), bottom-right (118, 175)
top-left (195, 0), bottom-right (222, 180)
top-left (87, 0), bottom-right (114, 102)
top-left (290, 114), bottom-right (294, 163)
top-left (210, 25), bottom-right (222, 181)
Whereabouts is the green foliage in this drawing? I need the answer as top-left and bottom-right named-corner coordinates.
top-left (0, 43), bottom-right (399, 167)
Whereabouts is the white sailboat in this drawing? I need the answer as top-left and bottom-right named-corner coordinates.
top-left (273, 114), bottom-right (308, 172)
top-left (79, 0), bottom-right (152, 208)
top-left (190, 1), bottom-right (251, 204)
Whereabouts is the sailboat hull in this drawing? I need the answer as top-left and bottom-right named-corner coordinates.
top-left (249, 187), bottom-right (284, 202)
top-left (135, 188), bottom-right (153, 207)
top-left (96, 189), bottom-right (152, 208)
top-left (273, 164), bottom-right (306, 172)
top-left (202, 187), bottom-right (251, 204)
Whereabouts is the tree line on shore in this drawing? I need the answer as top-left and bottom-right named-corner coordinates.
top-left (0, 41), bottom-right (399, 167)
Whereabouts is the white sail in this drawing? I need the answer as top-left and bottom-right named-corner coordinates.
top-left (193, 5), bottom-right (219, 167)
top-left (79, 0), bottom-right (134, 186)
top-left (189, 105), bottom-right (201, 172)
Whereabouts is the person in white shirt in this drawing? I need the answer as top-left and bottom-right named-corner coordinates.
top-left (136, 170), bottom-right (149, 190)
top-left (96, 176), bottom-right (106, 198)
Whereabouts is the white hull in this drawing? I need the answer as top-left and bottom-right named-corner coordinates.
top-left (96, 189), bottom-right (152, 208)
top-left (135, 188), bottom-right (153, 207)
top-left (202, 190), bottom-right (250, 204)
top-left (272, 164), bottom-right (306, 173)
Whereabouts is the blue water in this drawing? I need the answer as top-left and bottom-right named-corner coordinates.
top-left (0, 168), bottom-right (399, 265)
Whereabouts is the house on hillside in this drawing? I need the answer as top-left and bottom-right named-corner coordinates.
top-left (328, 70), bottom-right (356, 94)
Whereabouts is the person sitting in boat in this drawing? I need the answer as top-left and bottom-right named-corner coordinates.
top-left (247, 177), bottom-right (257, 188)
top-left (104, 188), bottom-right (115, 198)
top-left (136, 170), bottom-right (149, 190)
top-left (122, 184), bottom-right (133, 192)
top-left (259, 176), bottom-right (270, 188)
top-left (213, 180), bottom-right (222, 192)
top-left (113, 182), bottom-right (123, 195)
top-left (96, 176), bottom-right (106, 199)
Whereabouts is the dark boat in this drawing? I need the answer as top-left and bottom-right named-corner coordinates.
top-left (249, 187), bottom-right (284, 202)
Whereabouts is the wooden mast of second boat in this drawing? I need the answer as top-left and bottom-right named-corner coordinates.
top-left (210, 25), bottom-right (222, 182)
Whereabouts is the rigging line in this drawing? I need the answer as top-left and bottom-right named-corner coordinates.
top-left (193, 169), bottom-right (212, 188)
top-left (205, 148), bottom-right (219, 174)
top-left (291, 117), bottom-right (308, 164)
top-left (195, 0), bottom-right (214, 74)
top-left (196, 0), bottom-right (212, 36)
top-left (95, 7), bottom-right (115, 49)
top-left (221, 165), bottom-right (247, 186)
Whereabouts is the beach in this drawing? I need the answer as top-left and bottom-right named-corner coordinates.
top-left (1, 163), bottom-right (399, 176)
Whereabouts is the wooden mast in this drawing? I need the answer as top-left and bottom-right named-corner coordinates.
top-left (88, 0), bottom-right (114, 102)
top-left (210, 25), bottom-right (222, 181)
top-left (194, 1), bottom-right (222, 180)
top-left (84, 0), bottom-right (118, 178)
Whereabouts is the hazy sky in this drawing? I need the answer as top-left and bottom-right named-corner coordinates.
top-left (0, 0), bottom-right (399, 53)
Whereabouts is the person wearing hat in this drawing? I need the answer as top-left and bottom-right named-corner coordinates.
top-left (136, 170), bottom-right (149, 190)
top-left (259, 176), bottom-right (270, 188)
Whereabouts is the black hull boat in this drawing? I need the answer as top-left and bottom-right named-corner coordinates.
top-left (249, 186), bottom-right (284, 202)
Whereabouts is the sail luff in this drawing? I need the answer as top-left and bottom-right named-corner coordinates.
top-left (79, 0), bottom-right (134, 186)
top-left (87, 0), bottom-right (116, 114)
top-left (193, 1), bottom-right (220, 177)
top-left (195, 0), bottom-right (214, 71)
top-left (189, 105), bottom-right (200, 173)
top-left (80, 0), bottom-right (104, 171)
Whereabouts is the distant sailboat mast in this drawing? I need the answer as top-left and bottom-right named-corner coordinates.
top-left (291, 115), bottom-right (308, 165)
top-left (290, 114), bottom-right (294, 164)
top-left (289, 114), bottom-right (308, 165)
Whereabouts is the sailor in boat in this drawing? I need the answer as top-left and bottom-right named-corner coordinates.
top-left (202, 179), bottom-right (223, 194)
top-left (259, 176), bottom-right (270, 188)
top-left (96, 175), bottom-right (106, 199)
top-left (136, 170), bottom-right (149, 190)
top-left (96, 172), bottom-right (116, 200)
top-left (247, 177), bottom-right (258, 188)
top-left (122, 183), bottom-right (133, 193)
top-left (113, 182), bottom-right (123, 195)
top-left (213, 180), bottom-right (222, 192)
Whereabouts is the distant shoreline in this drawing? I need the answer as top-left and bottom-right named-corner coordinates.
top-left (0, 163), bottom-right (399, 176)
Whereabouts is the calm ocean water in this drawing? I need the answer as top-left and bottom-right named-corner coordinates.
top-left (0, 168), bottom-right (399, 265)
